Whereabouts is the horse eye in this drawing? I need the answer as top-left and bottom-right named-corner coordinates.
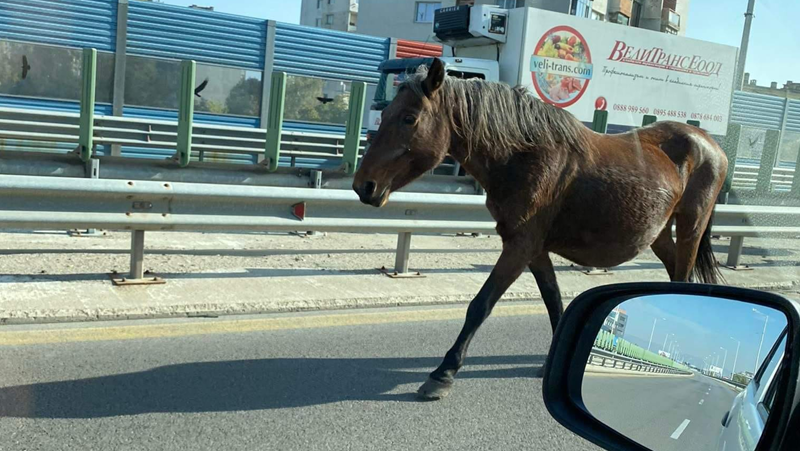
top-left (403, 115), bottom-right (416, 125)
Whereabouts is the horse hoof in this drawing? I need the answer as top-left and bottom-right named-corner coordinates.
top-left (417, 377), bottom-right (453, 401)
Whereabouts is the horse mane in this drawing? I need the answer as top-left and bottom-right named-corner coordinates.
top-left (402, 66), bottom-right (591, 159)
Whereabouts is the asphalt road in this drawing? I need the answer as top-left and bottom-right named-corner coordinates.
top-left (583, 371), bottom-right (739, 450)
top-left (0, 303), bottom-right (601, 451)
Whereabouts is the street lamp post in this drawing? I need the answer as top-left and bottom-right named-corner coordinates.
top-left (647, 318), bottom-right (665, 352)
top-left (662, 333), bottom-right (673, 353)
top-left (735, 0), bottom-right (757, 90)
top-left (720, 347), bottom-right (729, 379)
top-left (730, 337), bottom-right (741, 379)
top-left (753, 308), bottom-right (770, 373)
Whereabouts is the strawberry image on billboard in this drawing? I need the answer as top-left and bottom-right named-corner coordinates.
top-left (530, 26), bottom-right (594, 108)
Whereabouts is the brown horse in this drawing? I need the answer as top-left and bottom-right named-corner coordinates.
top-left (353, 58), bottom-right (728, 400)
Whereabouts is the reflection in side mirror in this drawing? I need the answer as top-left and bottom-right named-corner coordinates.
top-left (581, 294), bottom-right (788, 451)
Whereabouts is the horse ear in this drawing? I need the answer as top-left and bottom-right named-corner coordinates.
top-left (422, 58), bottom-right (445, 98)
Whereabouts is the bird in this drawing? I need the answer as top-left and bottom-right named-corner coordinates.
top-left (316, 95), bottom-right (334, 104)
top-left (21, 55), bottom-right (30, 80)
top-left (194, 78), bottom-right (209, 97)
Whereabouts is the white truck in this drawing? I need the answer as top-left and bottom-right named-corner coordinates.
top-left (367, 4), bottom-right (737, 141)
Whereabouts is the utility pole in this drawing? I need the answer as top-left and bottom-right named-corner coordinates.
top-left (735, 0), bottom-right (757, 89)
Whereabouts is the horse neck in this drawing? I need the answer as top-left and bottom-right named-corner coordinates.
top-left (446, 138), bottom-right (510, 192)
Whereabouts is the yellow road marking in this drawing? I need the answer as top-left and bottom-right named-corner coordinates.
top-left (0, 304), bottom-right (547, 347)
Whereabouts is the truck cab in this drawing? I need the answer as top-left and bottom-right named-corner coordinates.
top-left (366, 56), bottom-right (499, 141)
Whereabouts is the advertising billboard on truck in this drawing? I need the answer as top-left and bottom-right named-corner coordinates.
top-left (505, 8), bottom-right (738, 135)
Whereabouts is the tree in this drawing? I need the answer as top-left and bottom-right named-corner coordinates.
top-left (124, 57), bottom-right (180, 110)
top-left (225, 77), bottom-right (261, 117)
top-left (282, 75), bottom-right (352, 125)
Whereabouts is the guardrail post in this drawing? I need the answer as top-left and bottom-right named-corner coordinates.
top-left (396, 232), bottom-right (412, 273)
top-left (69, 159), bottom-right (103, 237)
top-left (131, 230), bottom-right (145, 280)
top-left (87, 159), bottom-right (100, 235)
top-left (792, 140), bottom-right (800, 198)
top-left (721, 124), bottom-right (741, 195)
top-left (342, 81), bottom-right (367, 175)
top-left (591, 110), bottom-right (608, 133)
top-left (264, 71), bottom-right (287, 172)
top-left (642, 115), bottom-right (657, 126)
top-left (756, 129), bottom-right (781, 195)
top-left (726, 236), bottom-right (746, 268)
top-left (176, 60), bottom-right (196, 167)
top-left (383, 232), bottom-right (420, 278)
top-left (687, 120), bottom-right (701, 128)
top-left (78, 48), bottom-right (97, 163)
top-left (111, 230), bottom-right (165, 286)
top-left (306, 170), bottom-right (322, 237)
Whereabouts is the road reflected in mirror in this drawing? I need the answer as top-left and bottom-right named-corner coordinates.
top-left (581, 294), bottom-right (788, 451)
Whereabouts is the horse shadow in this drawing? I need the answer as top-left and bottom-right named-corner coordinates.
top-left (0, 354), bottom-right (545, 419)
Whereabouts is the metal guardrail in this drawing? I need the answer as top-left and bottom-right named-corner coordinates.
top-left (2, 172), bottom-right (800, 283)
top-left (710, 204), bottom-right (800, 268)
top-left (732, 164), bottom-right (794, 192)
top-left (588, 349), bottom-right (692, 376)
top-left (0, 107), bottom-right (368, 168)
top-left (701, 372), bottom-right (748, 390)
top-left (0, 174), bottom-right (494, 284)
top-left (3, 104), bottom-right (790, 186)
top-left (0, 175), bottom-right (495, 234)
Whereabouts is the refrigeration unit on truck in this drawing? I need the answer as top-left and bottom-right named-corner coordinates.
top-left (367, 4), bottom-right (737, 143)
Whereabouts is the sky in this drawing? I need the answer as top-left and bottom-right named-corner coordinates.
top-left (157, 0), bottom-right (798, 86)
top-left (617, 294), bottom-right (787, 378)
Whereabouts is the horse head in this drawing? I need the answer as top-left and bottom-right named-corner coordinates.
top-left (353, 58), bottom-right (451, 207)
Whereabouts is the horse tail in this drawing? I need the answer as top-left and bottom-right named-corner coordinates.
top-left (692, 211), bottom-right (725, 284)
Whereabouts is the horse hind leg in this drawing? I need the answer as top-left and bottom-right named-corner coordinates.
top-left (674, 169), bottom-right (725, 284)
top-left (651, 216), bottom-right (678, 281)
top-left (529, 253), bottom-right (562, 333)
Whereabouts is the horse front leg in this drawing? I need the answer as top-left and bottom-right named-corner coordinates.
top-left (528, 253), bottom-right (562, 333)
top-left (417, 240), bottom-right (529, 400)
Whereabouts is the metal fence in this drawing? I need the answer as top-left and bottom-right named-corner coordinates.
top-left (587, 349), bottom-right (692, 376)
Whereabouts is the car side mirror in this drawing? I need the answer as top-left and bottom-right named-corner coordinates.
top-left (542, 282), bottom-right (800, 451)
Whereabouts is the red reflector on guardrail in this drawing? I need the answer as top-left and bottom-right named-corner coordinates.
top-left (292, 202), bottom-right (306, 221)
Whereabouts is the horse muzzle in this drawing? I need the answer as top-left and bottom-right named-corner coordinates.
top-left (353, 180), bottom-right (389, 207)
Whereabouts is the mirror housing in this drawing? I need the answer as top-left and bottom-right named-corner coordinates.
top-left (542, 282), bottom-right (800, 451)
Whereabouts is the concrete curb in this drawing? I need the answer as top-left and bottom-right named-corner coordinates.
top-left (0, 290), bottom-right (576, 325)
top-left (2, 278), bottom-right (797, 326)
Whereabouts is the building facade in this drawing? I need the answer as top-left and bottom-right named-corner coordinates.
top-left (607, 0), bottom-right (689, 36)
top-left (356, 0), bottom-right (444, 42)
top-left (743, 73), bottom-right (800, 101)
top-left (601, 307), bottom-right (628, 338)
top-left (300, 0), bottom-right (359, 32)
top-left (354, 0), bottom-right (686, 42)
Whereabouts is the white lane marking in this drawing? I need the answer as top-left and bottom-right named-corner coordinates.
top-left (670, 419), bottom-right (691, 440)
top-left (699, 399), bottom-right (704, 405)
